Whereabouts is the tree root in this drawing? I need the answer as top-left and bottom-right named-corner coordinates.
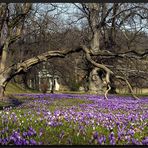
top-left (81, 44), bottom-right (139, 100)
top-left (105, 83), bottom-right (111, 99)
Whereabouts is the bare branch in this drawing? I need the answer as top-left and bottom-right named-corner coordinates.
top-left (80, 44), bottom-right (140, 99)
top-left (116, 75), bottom-right (139, 99)
top-left (105, 83), bottom-right (111, 100)
top-left (81, 45), bottom-right (113, 74)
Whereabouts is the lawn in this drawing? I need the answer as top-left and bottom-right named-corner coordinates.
top-left (0, 93), bottom-right (147, 145)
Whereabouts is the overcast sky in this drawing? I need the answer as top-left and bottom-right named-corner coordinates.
top-left (33, 3), bottom-right (148, 33)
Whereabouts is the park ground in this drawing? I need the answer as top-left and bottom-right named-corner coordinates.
top-left (0, 83), bottom-right (147, 145)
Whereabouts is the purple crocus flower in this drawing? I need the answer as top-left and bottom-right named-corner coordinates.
top-left (22, 132), bottom-right (27, 137)
top-left (30, 139), bottom-right (37, 145)
top-left (15, 140), bottom-right (23, 145)
top-left (1, 138), bottom-right (8, 145)
top-left (142, 137), bottom-right (148, 145)
top-left (127, 129), bottom-right (135, 136)
top-left (93, 131), bottom-right (98, 139)
top-left (38, 142), bottom-right (43, 145)
top-left (39, 131), bottom-right (43, 137)
top-left (9, 136), bottom-right (16, 143)
top-left (131, 138), bottom-right (140, 145)
top-left (27, 130), bottom-right (35, 137)
top-left (109, 131), bottom-right (116, 145)
top-left (98, 135), bottom-right (106, 144)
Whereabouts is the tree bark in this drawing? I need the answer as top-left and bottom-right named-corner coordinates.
top-left (81, 44), bottom-right (139, 99)
top-left (0, 44), bottom-right (141, 99)
top-left (22, 73), bottom-right (30, 89)
top-left (0, 38), bottom-right (9, 71)
top-left (88, 3), bottom-right (100, 54)
top-left (0, 48), bottom-right (82, 97)
top-left (0, 86), bottom-right (5, 99)
top-left (0, 74), bottom-right (7, 99)
top-left (88, 67), bottom-right (105, 94)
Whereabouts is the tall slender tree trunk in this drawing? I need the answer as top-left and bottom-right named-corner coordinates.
top-left (0, 74), bottom-right (7, 98)
top-left (21, 73), bottom-right (30, 89)
top-left (51, 77), bottom-right (55, 94)
top-left (0, 37), bottom-right (9, 70)
top-left (0, 86), bottom-right (5, 98)
top-left (0, 39), bottom-right (9, 98)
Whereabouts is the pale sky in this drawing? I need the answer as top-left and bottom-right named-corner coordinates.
top-left (33, 3), bottom-right (148, 33)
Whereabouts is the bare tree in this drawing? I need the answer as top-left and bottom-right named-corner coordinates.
top-left (0, 3), bottom-right (148, 100)
top-left (73, 3), bottom-right (148, 99)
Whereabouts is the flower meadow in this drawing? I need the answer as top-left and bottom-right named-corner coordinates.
top-left (0, 93), bottom-right (148, 145)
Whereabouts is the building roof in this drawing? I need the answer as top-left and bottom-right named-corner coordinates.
top-left (38, 70), bottom-right (59, 78)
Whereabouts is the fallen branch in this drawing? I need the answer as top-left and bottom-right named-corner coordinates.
top-left (116, 75), bottom-right (139, 99)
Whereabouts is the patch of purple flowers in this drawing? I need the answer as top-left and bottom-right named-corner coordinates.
top-left (0, 93), bottom-right (147, 145)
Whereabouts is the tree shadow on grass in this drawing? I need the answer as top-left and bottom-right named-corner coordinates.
top-left (9, 98), bottom-right (23, 106)
top-left (0, 97), bottom-right (24, 110)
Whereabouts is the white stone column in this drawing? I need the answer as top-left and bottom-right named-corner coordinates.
top-left (54, 78), bottom-right (60, 91)
top-left (38, 72), bottom-right (41, 91)
top-left (29, 80), bottom-right (32, 88)
top-left (49, 78), bottom-right (52, 91)
top-left (39, 78), bottom-right (41, 91)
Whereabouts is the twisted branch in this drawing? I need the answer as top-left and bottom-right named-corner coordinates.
top-left (80, 44), bottom-right (139, 99)
top-left (116, 76), bottom-right (139, 99)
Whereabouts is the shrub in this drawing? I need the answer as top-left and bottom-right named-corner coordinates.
top-left (40, 83), bottom-right (48, 93)
top-left (69, 80), bottom-right (80, 91)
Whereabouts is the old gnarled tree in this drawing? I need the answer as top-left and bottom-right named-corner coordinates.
top-left (0, 3), bottom-right (148, 99)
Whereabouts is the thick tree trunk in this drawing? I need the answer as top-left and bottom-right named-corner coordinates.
top-left (88, 68), bottom-right (105, 94)
top-left (109, 76), bottom-right (117, 94)
top-left (88, 3), bottom-right (100, 54)
top-left (0, 45), bottom-right (139, 100)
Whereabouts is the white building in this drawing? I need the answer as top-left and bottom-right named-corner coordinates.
top-left (38, 65), bottom-right (60, 92)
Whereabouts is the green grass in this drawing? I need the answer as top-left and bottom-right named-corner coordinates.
top-left (0, 101), bottom-right (12, 110)
top-left (60, 90), bottom-right (148, 97)
top-left (4, 83), bottom-right (148, 97)
top-left (0, 83), bottom-right (39, 110)
top-left (116, 88), bottom-right (148, 97)
top-left (0, 84), bottom-right (147, 145)
top-left (116, 93), bottom-right (148, 97)
top-left (48, 98), bottom-right (93, 112)
top-left (0, 98), bottom-right (95, 144)
top-left (0, 95), bottom-right (147, 145)
top-left (5, 83), bottom-right (39, 95)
